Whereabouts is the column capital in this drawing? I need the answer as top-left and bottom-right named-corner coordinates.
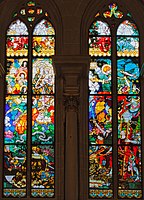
top-left (52, 55), bottom-right (90, 96)
top-left (64, 95), bottom-right (79, 112)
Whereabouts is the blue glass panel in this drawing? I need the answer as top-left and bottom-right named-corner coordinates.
top-left (117, 59), bottom-right (140, 94)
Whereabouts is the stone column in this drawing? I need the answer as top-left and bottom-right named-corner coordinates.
top-left (64, 95), bottom-right (79, 200)
top-left (53, 55), bottom-right (90, 200)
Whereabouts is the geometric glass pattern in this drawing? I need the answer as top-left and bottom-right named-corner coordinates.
top-left (103, 3), bottom-right (123, 19)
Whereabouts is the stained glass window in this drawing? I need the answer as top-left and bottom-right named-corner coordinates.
top-left (117, 20), bottom-right (141, 199)
top-left (89, 3), bottom-right (142, 199)
top-left (4, 19), bottom-right (28, 198)
top-left (31, 20), bottom-right (55, 197)
top-left (3, 12), bottom-right (55, 200)
top-left (89, 20), bottom-right (113, 198)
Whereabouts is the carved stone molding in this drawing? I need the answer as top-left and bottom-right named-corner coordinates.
top-left (0, 63), bottom-right (5, 78)
top-left (64, 95), bottom-right (79, 112)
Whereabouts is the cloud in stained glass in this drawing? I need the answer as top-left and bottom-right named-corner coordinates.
top-left (7, 20), bottom-right (28, 35)
top-left (33, 19), bottom-right (55, 35)
top-left (89, 21), bottom-right (111, 36)
top-left (117, 20), bottom-right (139, 36)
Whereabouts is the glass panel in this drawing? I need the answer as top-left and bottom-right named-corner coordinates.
top-left (89, 59), bottom-right (111, 94)
top-left (117, 37), bottom-right (139, 57)
top-left (118, 146), bottom-right (141, 189)
top-left (117, 20), bottom-right (139, 36)
top-left (31, 145), bottom-right (54, 197)
top-left (32, 96), bottom-right (54, 145)
top-left (4, 95), bottom-right (27, 144)
top-left (31, 189), bottom-right (54, 197)
top-left (6, 59), bottom-right (28, 94)
top-left (28, 9), bottom-right (35, 14)
top-left (7, 20), bottom-right (28, 35)
top-left (89, 96), bottom-right (112, 145)
top-left (118, 96), bottom-right (141, 145)
top-left (89, 189), bottom-right (113, 198)
top-left (118, 190), bottom-right (142, 198)
top-left (4, 189), bottom-right (26, 198)
top-left (6, 37), bottom-right (28, 57)
top-left (89, 37), bottom-right (111, 56)
top-left (28, 17), bottom-right (35, 22)
top-left (103, 3), bottom-right (123, 19)
top-left (89, 21), bottom-right (111, 36)
top-left (32, 58), bottom-right (54, 94)
top-left (33, 36), bottom-right (55, 56)
top-left (117, 59), bottom-right (140, 94)
top-left (20, 9), bottom-right (26, 16)
top-left (37, 8), bottom-right (43, 15)
top-left (89, 146), bottom-right (113, 195)
top-left (27, 1), bottom-right (35, 6)
top-left (3, 145), bottom-right (26, 197)
top-left (33, 19), bottom-right (55, 35)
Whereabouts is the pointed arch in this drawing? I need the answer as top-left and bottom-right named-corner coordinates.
top-left (2, 2), bottom-right (57, 198)
top-left (80, 0), bottom-right (144, 199)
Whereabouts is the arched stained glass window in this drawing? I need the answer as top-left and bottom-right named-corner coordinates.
top-left (3, 2), bottom-right (55, 198)
top-left (89, 20), bottom-right (113, 198)
top-left (117, 20), bottom-right (141, 198)
top-left (88, 3), bottom-right (142, 199)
